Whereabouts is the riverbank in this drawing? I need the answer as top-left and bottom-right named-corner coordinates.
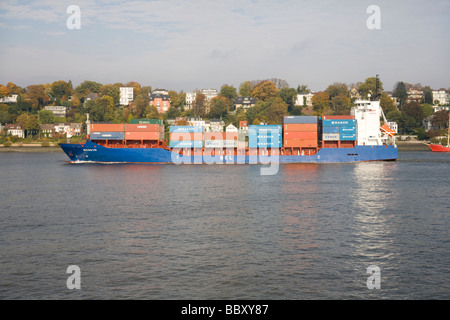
top-left (396, 141), bottom-right (431, 151)
top-left (0, 143), bottom-right (63, 152)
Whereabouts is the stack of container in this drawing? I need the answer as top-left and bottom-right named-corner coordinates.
top-left (124, 123), bottom-right (164, 141)
top-left (90, 124), bottom-right (125, 141)
top-left (322, 116), bottom-right (357, 143)
top-left (169, 126), bottom-right (203, 148)
top-left (283, 116), bottom-right (318, 148)
top-left (248, 125), bottom-right (282, 148)
top-left (204, 132), bottom-right (238, 148)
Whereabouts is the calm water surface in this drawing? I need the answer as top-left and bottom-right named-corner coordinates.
top-left (0, 151), bottom-right (449, 299)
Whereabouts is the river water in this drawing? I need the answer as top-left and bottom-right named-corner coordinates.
top-left (0, 150), bottom-right (449, 300)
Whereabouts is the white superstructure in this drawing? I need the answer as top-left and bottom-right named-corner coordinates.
top-left (351, 99), bottom-right (391, 146)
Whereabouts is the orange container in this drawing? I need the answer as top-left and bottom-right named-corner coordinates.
top-left (284, 139), bottom-right (318, 148)
top-left (170, 132), bottom-right (204, 141)
top-left (284, 124), bottom-right (318, 132)
top-left (284, 132), bottom-right (317, 140)
top-left (125, 124), bottom-right (161, 132)
top-left (125, 132), bottom-right (161, 140)
top-left (91, 124), bottom-right (124, 132)
top-left (204, 132), bottom-right (238, 140)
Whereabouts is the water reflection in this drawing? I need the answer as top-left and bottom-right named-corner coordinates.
top-left (350, 162), bottom-right (399, 293)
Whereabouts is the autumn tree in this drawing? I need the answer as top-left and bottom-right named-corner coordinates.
top-left (402, 101), bottom-right (423, 125)
top-left (0, 84), bottom-right (11, 98)
top-left (126, 81), bottom-right (142, 97)
top-left (239, 81), bottom-right (253, 97)
top-left (24, 85), bottom-right (50, 109)
top-left (100, 84), bottom-right (120, 105)
top-left (312, 92), bottom-right (331, 116)
top-left (379, 92), bottom-right (397, 114)
top-left (6, 82), bottom-right (22, 94)
top-left (325, 83), bottom-right (349, 99)
top-left (208, 96), bottom-right (229, 119)
top-left (357, 77), bottom-right (383, 99)
top-left (50, 80), bottom-right (73, 101)
top-left (251, 81), bottom-right (278, 101)
top-left (330, 94), bottom-right (352, 115)
top-left (432, 110), bottom-right (449, 130)
top-left (193, 91), bottom-right (206, 119)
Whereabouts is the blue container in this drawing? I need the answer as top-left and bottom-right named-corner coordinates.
top-left (249, 140), bottom-right (282, 148)
top-left (283, 116), bottom-right (317, 124)
top-left (248, 125), bottom-right (282, 135)
top-left (340, 133), bottom-right (357, 141)
top-left (169, 126), bottom-right (203, 133)
top-left (90, 132), bottom-right (124, 140)
top-left (340, 126), bottom-right (357, 134)
top-left (169, 140), bottom-right (203, 148)
top-left (322, 126), bottom-right (339, 134)
top-left (323, 119), bottom-right (357, 127)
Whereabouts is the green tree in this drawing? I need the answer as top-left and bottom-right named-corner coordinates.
top-left (26, 114), bottom-right (39, 137)
top-left (422, 103), bottom-right (434, 119)
top-left (75, 80), bottom-right (102, 98)
top-left (239, 81), bottom-right (253, 97)
top-left (357, 77), bottom-right (383, 99)
top-left (0, 104), bottom-right (10, 124)
top-left (393, 81), bottom-right (408, 108)
top-left (264, 97), bottom-right (288, 124)
top-left (277, 87), bottom-right (297, 112)
top-left (423, 86), bottom-right (433, 104)
top-left (296, 84), bottom-right (310, 94)
top-left (220, 84), bottom-right (237, 106)
top-left (252, 81), bottom-right (278, 101)
top-left (193, 91), bottom-right (206, 119)
top-left (38, 110), bottom-right (55, 124)
top-left (312, 92), bottom-right (330, 116)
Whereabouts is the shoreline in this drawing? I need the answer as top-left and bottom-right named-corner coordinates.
top-left (0, 144), bottom-right (63, 152)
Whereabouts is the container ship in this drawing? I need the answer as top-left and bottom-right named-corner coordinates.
top-left (59, 100), bottom-right (398, 164)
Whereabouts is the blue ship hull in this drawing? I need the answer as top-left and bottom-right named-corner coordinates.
top-left (59, 140), bottom-right (398, 164)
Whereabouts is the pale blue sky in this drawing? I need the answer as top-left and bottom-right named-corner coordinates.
top-left (0, 0), bottom-right (449, 92)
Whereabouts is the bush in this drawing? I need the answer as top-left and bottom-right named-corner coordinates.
top-left (3, 141), bottom-right (12, 147)
top-left (41, 141), bottom-right (50, 147)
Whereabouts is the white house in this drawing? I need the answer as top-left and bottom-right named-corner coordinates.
top-left (295, 93), bottom-right (314, 107)
top-left (0, 94), bottom-right (18, 104)
top-left (432, 89), bottom-right (449, 105)
top-left (44, 106), bottom-right (68, 117)
top-left (120, 87), bottom-right (134, 105)
top-left (5, 124), bottom-right (24, 138)
top-left (226, 124), bottom-right (238, 132)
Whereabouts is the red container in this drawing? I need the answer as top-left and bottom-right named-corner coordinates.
top-left (284, 124), bottom-right (318, 132)
top-left (322, 115), bottom-right (355, 120)
top-left (125, 132), bottom-right (161, 140)
top-left (284, 139), bottom-right (318, 148)
top-left (284, 132), bottom-right (317, 140)
top-left (91, 124), bottom-right (124, 132)
top-left (125, 124), bottom-right (161, 132)
top-left (170, 132), bottom-right (203, 141)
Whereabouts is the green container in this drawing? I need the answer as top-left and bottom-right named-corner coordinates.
top-left (129, 119), bottom-right (163, 125)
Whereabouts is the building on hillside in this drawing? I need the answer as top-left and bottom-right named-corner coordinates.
top-left (44, 106), bottom-right (68, 117)
top-left (295, 93), bottom-right (314, 107)
top-left (234, 97), bottom-right (257, 110)
top-left (185, 89), bottom-right (218, 110)
top-left (432, 89), bottom-right (449, 105)
top-left (5, 124), bottom-right (25, 138)
top-left (120, 87), bottom-right (134, 105)
top-left (226, 124), bottom-right (238, 132)
top-left (149, 92), bottom-right (171, 113)
top-left (152, 89), bottom-right (169, 95)
top-left (70, 123), bottom-right (83, 136)
top-left (39, 124), bottom-right (55, 138)
top-left (406, 89), bottom-right (424, 104)
top-left (0, 94), bottom-right (19, 104)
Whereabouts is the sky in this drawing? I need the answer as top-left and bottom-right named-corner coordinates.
top-left (0, 0), bottom-right (449, 92)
